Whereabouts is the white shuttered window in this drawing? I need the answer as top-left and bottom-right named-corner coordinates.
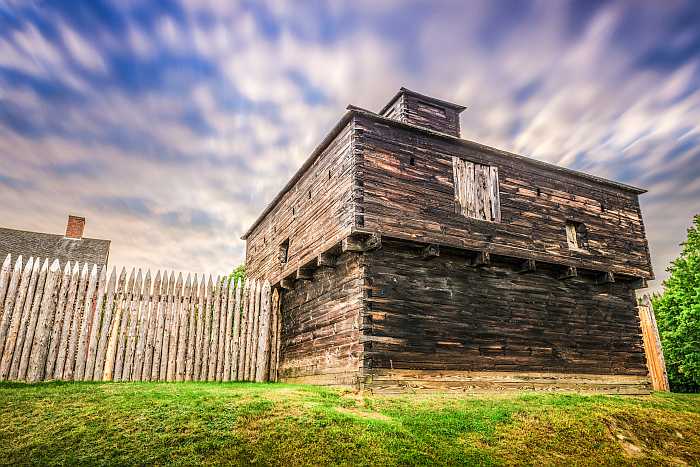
top-left (452, 157), bottom-right (501, 222)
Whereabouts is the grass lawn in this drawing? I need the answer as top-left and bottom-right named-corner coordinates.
top-left (0, 382), bottom-right (698, 466)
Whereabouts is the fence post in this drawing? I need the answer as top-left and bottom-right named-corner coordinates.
top-left (17, 259), bottom-right (48, 380)
top-left (93, 267), bottom-right (117, 381)
top-left (255, 281), bottom-right (272, 382)
top-left (27, 259), bottom-right (62, 383)
top-left (0, 256), bottom-right (23, 366)
top-left (44, 261), bottom-right (72, 379)
top-left (0, 257), bottom-right (36, 380)
top-left (75, 264), bottom-right (99, 380)
top-left (0, 255), bottom-right (12, 314)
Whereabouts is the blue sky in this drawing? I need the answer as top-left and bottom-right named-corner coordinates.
top-left (0, 0), bottom-right (699, 291)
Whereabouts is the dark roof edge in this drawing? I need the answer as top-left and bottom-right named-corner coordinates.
top-left (241, 110), bottom-right (355, 239)
top-left (379, 87), bottom-right (467, 116)
top-left (353, 107), bottom-right (647, 195)
top-left (0, 227), bottom-right (111, 244)
top-left (241, 105), bottom-right (646, 240)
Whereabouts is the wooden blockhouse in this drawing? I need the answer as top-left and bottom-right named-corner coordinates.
top-left (242, 88), bottom-right (654, 393)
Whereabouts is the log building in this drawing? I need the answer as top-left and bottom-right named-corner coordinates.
top-left (243, 88), bottom-right (654, 393)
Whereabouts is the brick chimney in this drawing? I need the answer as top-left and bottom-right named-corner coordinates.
top-left (379, 87), bottom-right (466, 137)
top-left (65, 215), bottom-right (85, 239)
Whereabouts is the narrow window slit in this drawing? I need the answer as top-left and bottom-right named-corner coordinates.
top-left (278, 238), bottom-right (290, 264)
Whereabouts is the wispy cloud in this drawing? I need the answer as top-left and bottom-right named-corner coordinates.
top-left (0, 0), bottom-right (698, 290)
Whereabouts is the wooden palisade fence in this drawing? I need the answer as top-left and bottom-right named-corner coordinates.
top-left (0, 254), bottom-right (281, 383)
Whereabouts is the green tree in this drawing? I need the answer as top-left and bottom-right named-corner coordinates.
top-left (652, 214), bottom-right (700, 392)
top-left (228, 264), bottom-right (246, 286)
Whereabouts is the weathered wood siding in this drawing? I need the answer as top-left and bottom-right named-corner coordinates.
top-left (379, 90), bottom-right (462, 137)
top-left (355, 113), bottom-right (653, 279)
top-left (245, 122), bottom-right (355, 283)
top-left (362, 238), bottom-right (648, 376)
top-left (278, 252), bottom-right (364, 385)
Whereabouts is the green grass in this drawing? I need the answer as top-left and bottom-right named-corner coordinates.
top-left (1, 382), bottom-right (699, 466)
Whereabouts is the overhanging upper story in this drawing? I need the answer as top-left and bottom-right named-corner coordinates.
top-left (243, 88), bottom-right (653, 285)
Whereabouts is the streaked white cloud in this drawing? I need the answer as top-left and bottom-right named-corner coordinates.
top-left (0, 0), bottom-right (698, 293)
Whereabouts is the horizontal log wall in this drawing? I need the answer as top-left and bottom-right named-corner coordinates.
top-left (0, 254), bottom-right (280, 383)
top-left (278, 251), bottom-right (364, 386)
top-left (362, 238), bottom-right (648, 377)
top-left (354, 113), bottom-right (653, 279)
top-left (245, 121), bottom-right (355, 283)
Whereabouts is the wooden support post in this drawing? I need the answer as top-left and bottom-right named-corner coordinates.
top-left (296, 267), bottom-right (314, 280)
top-left (516, 259), bottom-right (536, 274)
top-left (596, 271), bottom-right (615, 285)
top-left (421, 244), bottom-right (440, 260)
top-left (638, 295), bottom-right (670, 391)
top-left (316, 252), bottom-right (336, 268)
top-left (557, 266), bottom-right (578, 280)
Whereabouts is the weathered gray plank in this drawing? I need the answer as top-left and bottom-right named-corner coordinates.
top-left (207, 276), bottom-right (221, 382)
top-left (216, 277), bottom-right (228, 381)
top-left (9, 258), bottom-right (42, 380)
top-left (166, 273), bottom-right (183, 381)
top-left (185, 274), bottom-right (198, 381)
top-left (158, 272), bottom-right (175, 381)
top-left (223, 279), bottom-right (235, 381)
top-left (0, 255), bottom-right (12, 316)
top-left (238, 279), bottom-right (251, 381)
top-left (93, 267), bottom-right (117, 381)
top-left (63, 263), bottom-right (90, 380)
top-left (0, 256), bottom-right (23, 369)
top-left (84, 266), bottom-right (108, 380)
top-left (231, 279), bottom-right (243, 381)
top-left (44, 262), bottom-right (73, 379)
top-left (132, 270), bottom-right (152, 381)
top-left (17, 259), bottom-right (49, 380)
top-left (113, 268), bottom-right (135, 381)
top-left (122, 269), bottom-right (143, 381)
top-left (194, 276), bottom-right (206, 381)
top-left (176, 273), bottom-right (191, 382)
top-left (269, 287), bottom-right (281, 382)
top-left (52, 262), bottom-right (80, 380)
top-left (102, 267), bottom-right (127, 381)
top-left (255, 280), bottom-right (272, 382)
top-left (199, 275), bottom-right (213, 381)
top-left (489, 165), bottom-right (501, 222)
top-left (0, 257), bottom-right (31, 380)
top-left (27, 259), bottom-right (62, 382)
top-left (248, 280), bottom-right (261, 381)
top-left (244, 279), bottom-right (257, 381)
top-left (75, 264), bottom-right (99, 380)
top-left (143, 271), bottom-right (163, 381)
